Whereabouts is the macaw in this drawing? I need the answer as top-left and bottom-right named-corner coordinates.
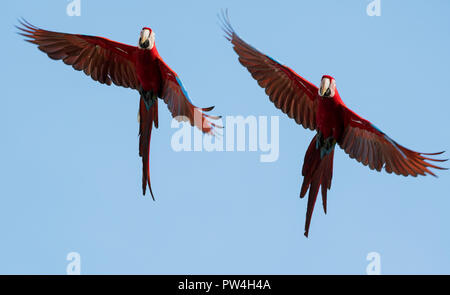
top-left (18, 20), bottom-right (220, 200)
top-left (221, 14), bottom-right (447, 237)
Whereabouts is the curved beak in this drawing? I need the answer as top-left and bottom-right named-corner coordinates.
top-left (319, 78), bottom-right (330, 96)
top-left (139, 30), bottom-right (150, 48)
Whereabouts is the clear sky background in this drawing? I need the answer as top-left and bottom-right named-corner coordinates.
top-left (1, 0), bottom-right (449, 274)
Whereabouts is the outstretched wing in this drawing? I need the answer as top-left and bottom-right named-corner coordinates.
top-left (220, 11), bottom-right (319, 131)
top-left (18, 19), bottom-right (140, 89)
top-left (158, 58), bottom-right (220, 135)
top-left (339, 107), bottom-right (447, 176)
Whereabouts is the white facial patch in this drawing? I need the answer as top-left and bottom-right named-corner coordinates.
top-left (148, 31), bottom-right (155, 49)
top-left (329, 79), bottom-right (336, 97)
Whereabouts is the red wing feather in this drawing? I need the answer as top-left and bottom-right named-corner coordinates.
top-left (339, 107), bottom-right (447, 177)
top-left (17, 19), bottom-right (140, 89)
top-left (220, 11), bottom-right (319, 131)
top-left (158, 58), bottom-right (221, 135)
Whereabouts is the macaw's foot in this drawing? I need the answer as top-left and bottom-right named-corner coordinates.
top-left (140, 89), bottom-right (158, 110)
top-left (316, 131), bottom-right (336, 159)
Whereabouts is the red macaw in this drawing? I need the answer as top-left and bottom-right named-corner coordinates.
top-left (18, 20), bottom-right (220, 199)
top-left (221, 14), bottom-right (447, 237)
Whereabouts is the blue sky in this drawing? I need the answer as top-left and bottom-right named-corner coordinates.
top-left (1, 0), bottom-right (449, 274)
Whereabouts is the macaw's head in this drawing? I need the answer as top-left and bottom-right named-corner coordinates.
top-left (319, 75), bottom-right (336, 98)
top-left (138, 27), bottom-right (155, 50)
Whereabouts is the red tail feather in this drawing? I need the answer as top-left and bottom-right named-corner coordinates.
top-left (300, 135), bottom-right (335, 237)
top-left (139, 98), bottom-right (158, 200)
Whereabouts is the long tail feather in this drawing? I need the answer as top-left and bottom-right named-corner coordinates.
top-left (139, 97), bottom-right (158, 200)
top-left (300, 135), bottom-right (335, 237)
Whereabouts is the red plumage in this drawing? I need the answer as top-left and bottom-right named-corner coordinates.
top-left (139, 98), bottom-right (158, 199)
top-left (221, 12), bottom-right (447, 237)
top-left (18, 19), bottom-right (220, 198)
top-left (300, 136), bottom-right (335, 237)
